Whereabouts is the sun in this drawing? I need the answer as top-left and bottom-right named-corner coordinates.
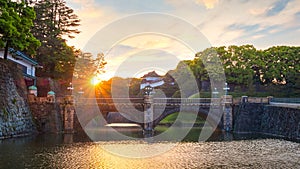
top-left (90, 76), bottom-right (101, 86)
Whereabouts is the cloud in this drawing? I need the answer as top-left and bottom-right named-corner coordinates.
top-left (112, 49), bottom-right (181, 78)
top-left (99, 34), bottom-right (195, 79)
top-left (296, 12), bottom-right (300, 17)
top-left (266, 0), bottom-right (292, 16)
top-left (92, 0), bottom-right (172, 13)
top-left (67, 0), bottom-right (300, 52)
top-left (228, 24), bottom-right (260, 33)
top-left (66, 0), bottom-right (121, 49)
top-left (249, 8), bottom-right (268, 16)
top-left (195, 0), bottom-right (219, 9)
top-left (194, 0), bottom-right (300, 48)
top-left (65, 0), bottom-right (300, 80)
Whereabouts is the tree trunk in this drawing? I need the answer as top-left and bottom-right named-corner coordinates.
top-left (3, 40), bottom-right (9, 60)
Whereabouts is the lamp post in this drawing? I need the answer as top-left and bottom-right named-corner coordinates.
top-left (67, 82), bottom-right (74, 95)
top-left (222, 82), bottom-right (231, 132)
top-left (212, 87), bottom-right (219, 98)
top-left (143, 85), bottom-right (154, 135)
top-left (78, 87), bottom-right (84, 96)
top-left (66, 82), bottom-right (74, 104)
top-left (77, 87), bottom-right (84, 103)
top-left (223, 83), bottom-right (230, 96)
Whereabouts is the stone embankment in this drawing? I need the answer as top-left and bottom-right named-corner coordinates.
top-left (234, 102), bottom-right (300, 141)
top-left (28, 98), bottom-right (62, 133)
top-left (0, 61), bottom-right (36, 139)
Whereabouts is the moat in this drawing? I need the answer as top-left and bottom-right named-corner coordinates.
top-left (1, 127), bottom-right (299, 169)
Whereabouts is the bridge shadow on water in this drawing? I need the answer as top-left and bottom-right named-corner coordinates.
top-left (1, 125), bottom-right (297, 149)
top-left (79, 124), bottom-right (285, 143)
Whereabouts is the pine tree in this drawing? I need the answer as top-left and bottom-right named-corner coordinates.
top-left (32, 0), bottom-right (80, 79)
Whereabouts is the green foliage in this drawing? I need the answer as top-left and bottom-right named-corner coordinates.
top-left (73, 52), bottom-right (106, 80)
top-left (129, 78), bottom-right (143, 97)
top-left (11, 98), bottom-right (17, 105)
top-left (1, 108), bottom-right (9, 121)
top-left (172, 90), bottom-right (181, 98)
top-left (188, 45), bottom-right (300, 97)
top-left (260, 46), bottom-right (300, 85)
top-left (0, 0), bottom-right (41, 59)
top-left (32, 0), bottom-right (80, 40)
top-left (195, 47), bottom-right (225, 83)
top-left (32, 0), bottom-right (80, 79)
top-left (168, 61), bottom-right (199, 97)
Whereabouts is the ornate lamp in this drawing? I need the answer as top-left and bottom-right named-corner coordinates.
top-left (144, 85), bottom-right (153, 96)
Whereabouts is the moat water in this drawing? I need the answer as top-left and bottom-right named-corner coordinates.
top-left (0, 127), bottom-right (299, 168)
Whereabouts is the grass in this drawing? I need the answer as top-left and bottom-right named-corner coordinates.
top-left (188, 91), bottom-right (273, 98)
top-left (159, 112), bottom-right (205, 125)
top-left (189, 92), bottom-right (211, 98)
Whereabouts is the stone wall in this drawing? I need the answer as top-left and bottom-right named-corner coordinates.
top-left (260, 106), bottom-right (300, 140)
top-left (233, 103), bottom-right (266, 133)
top-left (28, 95), bottom-right (85, 134)
top-left (0, 60), bottom-right (36, 139)
top-left (29, 102), bottom-right (62, 133)
top-left (234, 103), bottom-right (300, 141)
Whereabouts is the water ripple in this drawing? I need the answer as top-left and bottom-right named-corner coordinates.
top-left (23, 139), bottom-right (300, 169)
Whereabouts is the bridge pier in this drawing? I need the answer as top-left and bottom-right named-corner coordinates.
top-left (143, 95), bottom-right (154, 133)
top-left (222, 95), bottom-right (233, 132)
top-left (63, 95), bottom-right (75, 133)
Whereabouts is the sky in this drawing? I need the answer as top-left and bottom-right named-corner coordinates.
top-left (66, 0), bottom-right (300, 80)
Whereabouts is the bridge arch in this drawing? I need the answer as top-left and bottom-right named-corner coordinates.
top-left (152, 107), bottom-right (221, 129)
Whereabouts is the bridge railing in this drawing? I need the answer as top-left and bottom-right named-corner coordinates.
top-left (268, 98), bottom-right (300, 108)
top-left (153, 98), bottom-right (219, 105)
top-left (270, 98), bottom-right (300, 104)
top-left (76, 98), bottom-right (221, 105)
top-left (232, 97), bottom-right (270, 104)
top-left (96, 98), bottom-right (144, 103)
top-left (76, 98), bottom-right (144, 105)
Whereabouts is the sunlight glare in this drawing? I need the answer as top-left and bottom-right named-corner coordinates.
top-left (91, 76), bottom-right (101, 86)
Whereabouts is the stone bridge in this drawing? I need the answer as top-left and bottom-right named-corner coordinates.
top-left (73, 96), bottom-right (233, 132)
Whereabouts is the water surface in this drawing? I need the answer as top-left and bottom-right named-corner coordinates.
top-left (0, 128), bottom-right (299, 168)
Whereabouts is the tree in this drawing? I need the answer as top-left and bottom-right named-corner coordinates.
top-left (73, 51), bottom-right (106, 81)
top-left (32, 0), bottom-right (80, 79)
top-left (261, 46), bottom-right (300, 85)
top-left (0, 0), bottom-right (40, 59)
top-left (223, 45), bottom-right (258, 87)
top-left (32, 0), bottom-right (80, 40)
top-left (73, 51), bottom-right (106, 97)
top-left (189, 45), bottom-right (300, 96)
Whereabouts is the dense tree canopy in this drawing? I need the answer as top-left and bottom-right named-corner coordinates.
top-left (73, 51), bottom-right (106, 81)
top-left (0, 0), bottom-right (40, 59)
top-left (188, 45), bottom-right (300, 96)
top-left (32, 0), bottom-right (80, 79)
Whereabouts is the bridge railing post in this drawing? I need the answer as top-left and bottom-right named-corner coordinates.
top-left (222, 95), bottom-right (233, 132)
top-left (267, 96), bottom-right (273, 104)
top-left (241, 96), bottom-right (248, 103)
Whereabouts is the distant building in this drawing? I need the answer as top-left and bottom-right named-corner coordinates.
top-left (140, 71), bottom-right (165, 90)
top-left (0, 48), bottom-right (38, 87)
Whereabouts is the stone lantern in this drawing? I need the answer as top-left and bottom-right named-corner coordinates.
top-left (47, 91), bottom-right (56, 103)
top-left (28, 85), bottom-right (38, 96)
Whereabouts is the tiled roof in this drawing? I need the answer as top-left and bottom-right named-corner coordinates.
top-left (8, 48), bottom-right (38, 65)
top-left (141, 71), bottom-right (161, 78)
